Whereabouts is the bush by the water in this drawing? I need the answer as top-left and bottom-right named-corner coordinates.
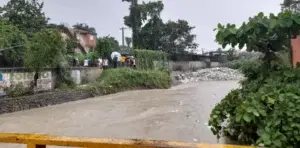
top-left (82, 68), bottom-right (171, 95)
top-left (133, 49), bottom-right (168, 70)
top-left (209, 59), bottom-right (300, 148)
top-left (222, 52), bottom-right (263, 70)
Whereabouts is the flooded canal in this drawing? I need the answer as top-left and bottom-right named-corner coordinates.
top-left (0, 81), bottom-right (239, 147)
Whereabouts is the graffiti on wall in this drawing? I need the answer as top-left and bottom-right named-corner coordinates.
top-left (35, 72), bottom-right (52, 91)
top-left (0, 72), bottom-right (9, 96)
top-left (0, 71), bottom-right (52, 94)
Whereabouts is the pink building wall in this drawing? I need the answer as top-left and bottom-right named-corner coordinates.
top-left (291, 36), bottom-right (300, 67)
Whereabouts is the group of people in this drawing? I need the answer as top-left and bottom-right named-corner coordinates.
top-left (96, 57), bottom-right (109, 69)
top-left (97, 56), bottom-right (136, 69)
top-left (71, 57), bottom-right (108, 68)
top-left (122, 56), bottom-right (136, 68)
top-left (71, 56), bottom-right (136, 69)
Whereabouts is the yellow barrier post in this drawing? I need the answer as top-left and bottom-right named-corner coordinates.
top-left (0, 133), bottom-right (255, 148)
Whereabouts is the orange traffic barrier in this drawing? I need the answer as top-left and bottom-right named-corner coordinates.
top-left (0, 133), bottom-right (255, 148)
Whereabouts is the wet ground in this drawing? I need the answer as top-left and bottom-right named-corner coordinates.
top-left (0, 81), bottom-right (239, 148)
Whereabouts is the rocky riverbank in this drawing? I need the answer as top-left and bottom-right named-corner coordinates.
top-left (173, 67), bottom-right (244, 84)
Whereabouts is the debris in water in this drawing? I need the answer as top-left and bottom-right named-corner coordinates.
top-left (195, 120), bottom-right (200, 123)
top-left (186, 115), bottom-right (191, 119)
top-left (175, 67), bottom-right (244, 83)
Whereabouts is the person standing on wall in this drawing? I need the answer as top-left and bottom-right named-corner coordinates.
top-left (121, 56), bottom-right (126, 67)
top-left (130, 57), bottom-right (136, 68)
top-left (84, 58), bottom-right (89, 67)
top-left (72, 57), bottom-right (77, 67)
top-left (98, 57), bottom-right (103, 69)
top-left (75, 57), bottom-right (79, 67)
top-left (103, 57), bottom-right (109, 70)
top-left (126, 57), bottom-right (130, 67)
top-left (132, 58), bottom-right (136, 68)
top-left (113, 56), bottom-right (118, 68)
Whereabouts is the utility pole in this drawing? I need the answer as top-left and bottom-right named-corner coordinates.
top-left (120, 27), bottom-right (127, 47)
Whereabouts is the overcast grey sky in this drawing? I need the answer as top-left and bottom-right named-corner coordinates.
top-left (0, 0), bottom-right (283, 51)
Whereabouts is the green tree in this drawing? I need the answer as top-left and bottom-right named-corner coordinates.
top-left (25, 29), bottom-right (65, 85)
top-left (0, 19), bottom-right (28, 67)
top-left (0, 0), bottom-right (49, 36)
top-left (215, 11), bottom-right (300, 66)
top-left (46, 23), bottom-right (65, 30)
top-left (210, 10), bottom-right (300, 148)
top-left (122, 0), bottom-right (147, 48)
top-left (143, 1), bottom-right (164, 17)
top-left (281, 0), bottom-right (300, 12)
top-left (123, 0), bottom-right (198, 53)
top-left (73, 23), bottom-right (97, 36)
top-left (65, 39), bottom-right (77, 54)
top-left (140, 17), bottom-right (164, 50)
top-left (125, 37), bottom-right (132, 47)
top-left (139, 1), bottom-right (164, 51)
top-left (160, 20), bottom-right (198, 54)
top-left (95, 36), bottom-right (120, 58)
top-left (105, 36), bottom-right (120, 51)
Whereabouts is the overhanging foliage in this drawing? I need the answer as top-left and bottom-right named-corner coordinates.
top-left (215, 10), bottom-right (300, 63)
top-left (210, 10), bottom-right (300, 148)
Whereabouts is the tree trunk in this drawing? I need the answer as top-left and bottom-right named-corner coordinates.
top-left (34, 72), bottom-right (39, 87)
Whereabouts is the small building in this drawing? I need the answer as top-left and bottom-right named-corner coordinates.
top-left (60, 24), bottom-right (96, 54)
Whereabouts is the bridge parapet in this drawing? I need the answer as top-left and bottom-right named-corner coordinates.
top-left (0, 133), bottom-right (256, 148)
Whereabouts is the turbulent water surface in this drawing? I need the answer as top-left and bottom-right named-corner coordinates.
top-left (0, 81), bottom-right (239, 148)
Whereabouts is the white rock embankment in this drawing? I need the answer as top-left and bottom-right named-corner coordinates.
top-left (173, 67), bottom-right (244, 84)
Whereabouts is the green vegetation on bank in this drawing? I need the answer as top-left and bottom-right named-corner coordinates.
top-left (209, 10), bottom-right (300, 148)
top-left (210, 60), bottom-right (300, 148)
top-left (222, 55), bottom-right (262, 70)
top-left (81, 68), bottom-right (171, 95)
top-left (0, 0), bottom-right (197, 93)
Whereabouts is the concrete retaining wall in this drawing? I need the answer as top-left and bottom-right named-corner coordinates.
top-left (0, 90), bottom-right (94, 114)
top-left (0, 67), bottom-right (102, 96)
top-left (69, 67), bottom-right (102, 85)
top-left (168, 61), bottom-right (220, 71)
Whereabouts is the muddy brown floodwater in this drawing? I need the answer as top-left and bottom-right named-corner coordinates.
top-left (0, 81), bottom-right (239, 148)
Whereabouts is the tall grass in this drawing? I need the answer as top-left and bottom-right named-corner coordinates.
top-left (81, 68), bottom-right (171, 95)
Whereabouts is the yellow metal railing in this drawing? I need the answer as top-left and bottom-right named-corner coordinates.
top-left (0, 133), bottom-right (254, 148)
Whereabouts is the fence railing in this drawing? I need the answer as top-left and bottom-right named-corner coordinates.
top-left (0, 133), bottom-right (254, 148)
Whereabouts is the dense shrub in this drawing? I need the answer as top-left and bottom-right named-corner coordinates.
top-left (211, 10), bottom-right (300, 147)
top-left (133, 49), bottom-right (168, 70)
top-left (222, 59), bottom-right (254, 70)
top-left (209, 60), bottom-right (300, 148)
top-left (4, 83), bottom-right (34, 97)
top-left (81, 68), bottom-right (171, 95)
top-left (222, 52), bottom-right (263, 70)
